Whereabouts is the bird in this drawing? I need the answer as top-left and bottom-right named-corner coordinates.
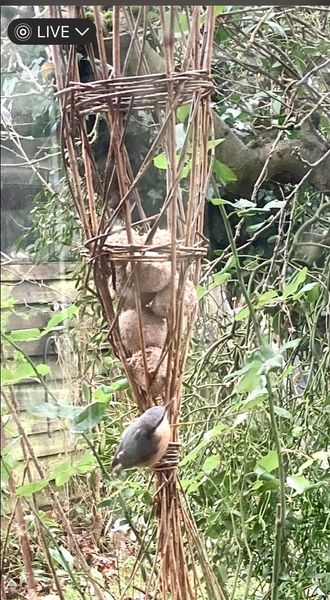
top-left (112, 403), bottom-right (173, 476)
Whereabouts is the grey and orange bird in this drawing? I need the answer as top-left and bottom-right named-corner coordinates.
top-left (112, 404), bottom-right (172, 476)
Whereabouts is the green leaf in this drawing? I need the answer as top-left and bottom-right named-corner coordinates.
top-left (177, 104), bottom-right (191, 123)
top-left (215, 6), bottom-right (226, 16)
top-left (258, 353), bottom-right (284, 375)
top-left (44, 304), bottom-right (77, 334)
top-left (235, 306), bottom-right (250, 321)
top-left (1, 367), bottom-right (13, 384)
top-left (256, 290), bottom-right (278, 307)
top-left (235, 198), bottom-right (256, 210)
top-left (235, 290), bottom-right (278, 321)
top-left (197, 284), bottom-right (207, 300)
top-left (8, 328), bottom-right (41, 342)
top-left (263, 199), bottom-right (286, 211)
top-left (246, 222), bottom-right (265, 233)
top-left (180, 478), bottom-right (202, 493)
top-left (213, 160), bottom-right (237, 183)
top-left (57, 404), bottom-right (81, 420)
top-left (286, 474), bottom-right (313, 494)
top-left (55, 468), bottom-right (75, 487)
top-left (1, 443), bottom-right (20, 482)
top-left (267, 20), bottom-right (286, 37)
top-left (278, 338), bottom-right (301, 353)
top-left (16, 479), bottom-right (49, 496)
top-left (202, 455), bottom-right (221, 474)
top-left (236, 361), bottom-right (261, 393)
top-left (98, 498), bottom-right (113, 508)
top-left (211, 197), bottom-right (229, 206)
top-left (273, 406), bottom-right (292, 419)
top-left (153, 152), bottom-right (168, 169)
top-left (204, 422), bottom-right (227, 442)
top-left (1, 363), bottom-right (50, 385)
top-left (257, 450), bottom-right (278, 473)
top-left (210, 271), bottom-right (231, 289)
top-left (252, 475), bottom-right (280, 491)
top-left (50, 460), bottom-right (75, 486)
top-left (197, 272), bottom-right (231, 300)
top-left (179, 440), bottom-right (208, 467)
top-left (293, 282), bottom-right (319, 302)
top-left (283, 267), bottom-right (308, 298)
top-left (49, 546), bottom-right (75, 571)
top-left (243, 385), bottom-right (268, 409)
top-left (76, 453), bottom-right (97, 474)
top-left (70, 401), bottom-right (108, 433)
top-left (109, 378), bottom-right (129, 392)
top-left (180, 424), bottom-right (227, 466)
top-left (206, 139), bottom-right (224, 151)
top-left (181, 159), bottom-right (192, 179)
top-left (25, 402), bottom-right (59, 419)
top-left (36, 364), bottom-right (50, 377)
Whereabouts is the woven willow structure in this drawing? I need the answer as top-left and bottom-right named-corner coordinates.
top-left (51, 5), bottom-right (226, 599)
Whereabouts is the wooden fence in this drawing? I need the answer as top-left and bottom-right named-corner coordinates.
top-left (1, 261), bottom-right (82, 478)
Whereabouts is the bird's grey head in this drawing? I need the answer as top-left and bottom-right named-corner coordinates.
top-left (111, 404), bottom-right (171, 476)
top-left (139, 405), bottom-right (167, 432)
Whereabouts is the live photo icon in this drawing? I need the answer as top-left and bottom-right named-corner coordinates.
top-left (7, 19), bottom-right (97, 45)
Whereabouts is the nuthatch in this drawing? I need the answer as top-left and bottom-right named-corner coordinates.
top-left (112, 403), bottom-right (172, 475)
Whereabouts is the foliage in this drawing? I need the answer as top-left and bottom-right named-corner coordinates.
top-left (15, 185), bottom-right (81, 263)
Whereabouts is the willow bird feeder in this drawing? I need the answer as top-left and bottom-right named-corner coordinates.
top-left (51, 4), bottom-right (226, 599)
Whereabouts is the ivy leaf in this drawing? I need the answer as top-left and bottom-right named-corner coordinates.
top-left (206, 139), bottom-right (224, 151)
top-left (213, 159), bottom-right (237, 183)
top-left (98, 498), bottom-right (113, 508)
top-left (283, 267), bottom-right (308, 298)
top-left (235, 198), bottom-right (256, 210)
top-left (16, 479), bottom-right (49, 496)
top-left (49, 546), bottom-right (75, 571)
top-left (76, 453), bottom-right (97, 474)
top-left (235, 306), bottom-right (250, 322)
top-left (57, 404), bottom-right (81, 420)
top-left (197, 272), bottom-right (231, 300)
top-left (202, 455), bottom-right (221, 474)
top-left (8, 328), bottom-right (41, 342)
top-left (211, 197), bottom-right (230, 206)
top-left (1, 363), bottom-right (50, 385)
top-left (257, 450), bottom-right (278, 473)
top-left (153, 152), bottom-right (168, 169)
top-left (292, 282), bottom-right (319, 302)
top-left (180, 424), bottom-right (227, 466)
top-left (286, 474), bottom-right (313, 494)
top-left (274, 406), bottom-right (292, 419)
top-left (258, 352), bottom-right (284, 375)
top-left (25, 402), bottom-right (59, 419)
top-left (243, 385), bottom-right (268, 409)
top-left (44, 304), bottom-right (77, 334)
top-left (236, 360), bottom-right (261, 393)
top-left (256, 290), bottom-right (278, 308)
top-left (53, 463), bottom-right (75, 487)
top-left (70, 401), bottom-right (108, 433)
top-left (177, 104), bottom-right (191, 123)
